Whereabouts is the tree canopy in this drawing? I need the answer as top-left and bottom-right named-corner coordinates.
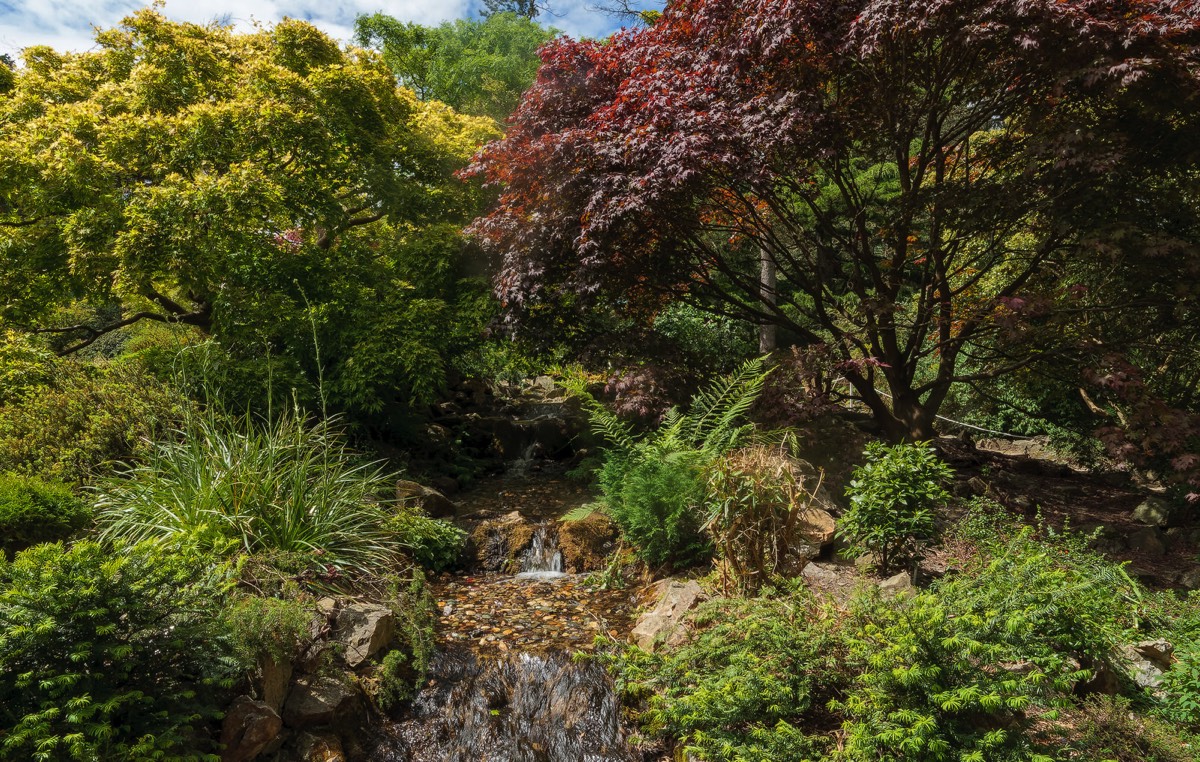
top-left (0, 10), bottom-right (499, 416)
top-left (355, 12), bottom-right (556, 125)
top-left (465, 0), bottom-right (1200, 449)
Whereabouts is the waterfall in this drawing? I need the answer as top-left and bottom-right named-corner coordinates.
top-left (515, 524), bottom-right (566, 581)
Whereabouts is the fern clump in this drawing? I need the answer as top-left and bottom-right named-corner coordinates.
top-left (564, 359), bottom-right (770, 568)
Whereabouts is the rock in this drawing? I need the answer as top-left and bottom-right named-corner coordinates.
top-left (259, 656), bottom-right (292, 714)
top-left (1178, 567), bottom-right (1200, 591)
top-left (1118, 640), bottom-right (1174, 689)
top-left (854, 553), bottom-right (880, 573)
top-left (801, 562), bottom-right (839, 583)
top-left (431, 476), bottom-right (459, 496)
top-left (335, 603), bottom-right (395, 668)
top-left (220, 696), bottom-right (283, 762)
top-left (282, 676), bottom-right (358, 728)
top-left (294, 730), bottom-right (346, 762)
top-left (967, 476), bottom-right (990, 496)
top-left (1128, 526), bottom-right (1167, 557)
top-left (1080, 523), bottom-right (1127, 555)
top-left (469, 511), bottom-right (537, 572)
top-left (556, 512), bottom-right (618, 573)
top-left (395, 480), bottom-right (458, 519)
top-left (631, 579), bottom-right (706, 653)
top-left (878, 571), bottom-right (914, 597)
top-left (1132, 496), bottom-right (1175, 527)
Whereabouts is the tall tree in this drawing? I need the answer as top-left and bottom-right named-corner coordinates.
top-left (0, 11), bottom-right (499, 415)
top-left (465, 0), bottom-right (1200, 442)
top-left (356, 12), bottom-right (556, 125)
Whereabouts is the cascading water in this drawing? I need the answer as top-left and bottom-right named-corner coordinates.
top-left (369, 649), bottom-right (637, 762)
top-left (516, 524), bottom-right (566, 581)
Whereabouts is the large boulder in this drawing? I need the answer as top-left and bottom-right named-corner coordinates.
top-left (468, 511), bottom-right (537, 572)
top-left (631, 579), bottom-right (707, 653)
top-left (220, 696), bottom-right (283, 762)
top-left (335, 603), bottom-right (395, 668)
top-left (1132, 496), bottom-right (1181, 528)
top-left (395, 480), bottom-right (458, 519)
top-left (283, 676), bottom-right (359, 728)
top-left (556, 512), bottom-right (619, 573)
top-left (1128, 526), bottom-right (1167, 557)
top-left (1119, 640), bottom-right (1174, 689)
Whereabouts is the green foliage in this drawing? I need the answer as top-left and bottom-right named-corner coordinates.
top-left (384, 509), bottom-right (466, 571)
top-left (569, 359), bottom-right (770, 567)
top-left (609, 593), bottom-right (841, 761)
top-left (1058, 696), bottom-right (1197, 762)
top-left (0, 473), bottom-right (91, 558)
top-left (651, 302), bottom-right (756, 374)
top-left (223, 591), bottom-right (311, 665)
top-left (838, 442), bottom-right (951, 573)
top-left (1159, 637), bottom-right (1200, 729)
top-left (356, 12), bottom-right (556, 124)
top-left (0, 332), bottom-right (187, 484)
top-left (96, 407), bottom-right (403, 572)
top-left (0, 540), bottom-right (235, 761)
top-left (380, 569), bottom-right (437, 706)
top-left (837, 526), bottom-right (1142, 761)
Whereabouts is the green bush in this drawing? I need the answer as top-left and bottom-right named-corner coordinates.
top-left (224, 591), bottom-right (311, 664)
top-left (608, 592), bottom-right (841, 761)
top-left (384, 509), bottom-right (466, 571)
top-left (837, 526), bottom-right (1143, 761)
top-left (0, 474), bottom-right (91, 558)
top-left (568, 359), bottom-right (769, 568)
top-left (838, 442), bottom-right (951, 574)
top-left (0, 333), bottom-right (187, 484)
top-left (96, 407), bottom-right (402, 573)
top-left (0, 540), bottom-right (236, 761)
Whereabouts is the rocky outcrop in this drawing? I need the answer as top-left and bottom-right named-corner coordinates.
top-left (395, 480), bottom-right (458, 519)
top-left (335, 603), bottom-right (395, 668)
top-left (557, 512), bottom-right (619, 573)
top-left (631, 579), bottom-right (707, 653)
top-left (468, 511), bottom-right (538, 572)
top-left (220, 696), bottom-right (283, 762)
top-left (283, 675), bottom-right (361, 729)
top-left (1118, 639), bottom-right (1174, 689)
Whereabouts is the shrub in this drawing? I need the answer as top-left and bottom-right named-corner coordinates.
top-left (607, 592), bottom-right (843, 761)
top-left (384, 509), bottom-right (466, 572)
top-left (838, 441), bottom-right (952, 574)
top-left (0, 474), bottom-right (91, 558)
top-left (0, 333), bottom-right (187, 484)
top-left (702, 443), bottom-right (824, 594)
top-left (567, 359), bottom-right (770, 568)
top-left (96, 407), bottom-right (402, 572)
top-left (224, 591), bottom-right (311, 664)
top-left (0, 540), bottom-right (236, 761)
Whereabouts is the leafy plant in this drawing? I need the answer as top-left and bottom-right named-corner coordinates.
top-left (224, 591), bottom-right (312, 665)
top-left (96, 407), bottom-right (402, 572)
top-left (384, 509), bottom-right (466, 571)
top-left (0, 540), bottom-right (236, 761)
top-left (838, 442), bottom-right (952, 574)
top-left (565, 359), bottom-right (771, 567)
top-left (0, 473), bottom-right (91, 558)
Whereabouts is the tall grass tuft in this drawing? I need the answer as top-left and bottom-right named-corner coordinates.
top-left (95, 406), bottom-right (401, 572)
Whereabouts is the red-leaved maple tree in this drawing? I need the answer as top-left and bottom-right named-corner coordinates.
top-left (466, 0), bottom-right (1200, 443)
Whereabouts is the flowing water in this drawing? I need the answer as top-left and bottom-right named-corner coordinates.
top-left (369, 649), bottom-right (637, 762)
top-left (516, 524), bottom-right (567, 581)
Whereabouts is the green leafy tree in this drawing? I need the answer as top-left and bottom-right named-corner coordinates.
top-left (355, 12), bottom-right (556, 124)
top-left (0, 11), bottom-right (499, 417)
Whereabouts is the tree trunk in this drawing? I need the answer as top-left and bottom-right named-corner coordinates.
top-left (758, 247), bottom-right (776, 355)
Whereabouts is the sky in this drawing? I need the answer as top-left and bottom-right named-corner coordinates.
top-left (0, 0), bottom-right (643, 59)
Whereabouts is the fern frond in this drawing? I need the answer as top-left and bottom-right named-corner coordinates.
top-left (560, 375), bottom-right (637, 453)
top-left (684, 358), bottom-right (771, 455)
top-left (562, 502), bottom-right (606, 522)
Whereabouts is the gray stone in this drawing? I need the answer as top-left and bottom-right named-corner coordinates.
top-left (259, 656), bottom-right (292, 714)
top-left (220, 696), bottom-right (282, 762)
top-left (294, 730), bottom-right (345, 762)
top-left (631, 579), bottom-right (707, 653)
top-left (1128, 526), bottom-right (1167, 557)
top-left (878, 571), bottom-right (914, 597)
top-left (395, 480), bottom-right (458, 519)
top-left (1178, 567), bottom-right (1200, 591)
top-left (1118, 640), bottom-right (1174, 689)
top-left (335, 603), bottom-right (395, 668)
top-left (1132, 496), bottom-right (1174, 527)
top-left (282, 676), bottom-right (357, 728)
top-left (801, 562), bottom-right (839, 583)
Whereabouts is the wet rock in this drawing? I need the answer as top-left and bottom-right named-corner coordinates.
top-left (335, 603), bottom-right (395, 668)
top-left (557, 512), bottom-right (618, 573)
top-left (283, 675), bottom-right (358, 728)
top-left (294, 730), bottom-right (345, 762)
top-left (259, 656), bottom-right (292, 713)
top-left (1132, 496), bottom-right (1178, 528)
top-left (1119, 639), bottom-right (1173, 690)
top-left (469, 511), bottom-right (537, 573)
top-left (879, 571), bottom-right (914, 597)
top-left (631, 579), bottom-right (706, 653)
top-left (220, 696), bottom-right (282, 762)
top-left (1128, 526), bottom-right (1167, 557)
top-left (396, 480), bottom-right (458, 519)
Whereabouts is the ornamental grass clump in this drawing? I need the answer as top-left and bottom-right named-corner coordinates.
top-left (96, 406), bottom-right (402, 573)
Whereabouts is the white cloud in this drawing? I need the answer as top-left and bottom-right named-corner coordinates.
top-left (0, 0), bottom-right (654, 59)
